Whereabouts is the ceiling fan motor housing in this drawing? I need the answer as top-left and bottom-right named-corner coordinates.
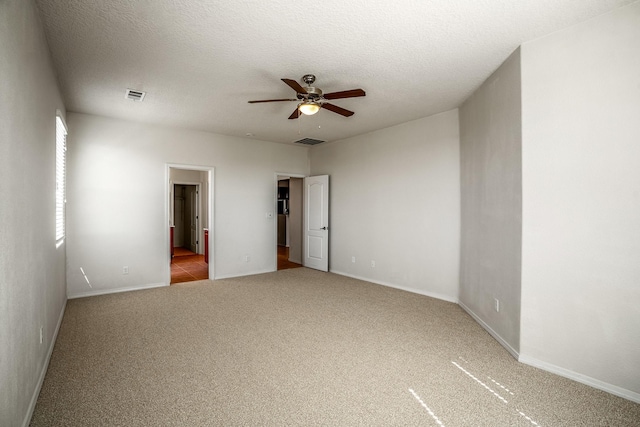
top-left (297, 86), bottom-right (323, 100)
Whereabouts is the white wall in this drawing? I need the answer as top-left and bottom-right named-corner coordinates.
top-left (0, 1), bottom-right (67, 425)
top-left (521, 2), bottom-right (640, 400)
top-left (459, 49), bottom-right (522, 356)
top-left (171, 168), bottom-right (204, 183)
top-left (66, 113), bottom-right (309, 298)
top-left (309, 110), bottom-right (460, 302)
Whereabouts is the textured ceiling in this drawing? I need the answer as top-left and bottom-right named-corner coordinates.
top-left (36, 0), bottom-right (634, 144)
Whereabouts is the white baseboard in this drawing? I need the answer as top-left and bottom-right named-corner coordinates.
top-left (457, 301), bottom-right (520, 360)
top-left (215, 268), bottom-right (274, 280)
top-left (518, 354), bottom-right (640, 404)
top-left (457, 302), bottom-right (640, 403)
top-left (23, 298), bottom-right (67, 427)
top-left (330, 270), bottom-right (459, 304)
top-left (68, 282), bottom-right (167, 299)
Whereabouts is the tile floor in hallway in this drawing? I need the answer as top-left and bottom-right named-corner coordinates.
top-left (171, 246), bottom-right (301, 284)
top-left (171, 247), bottom-right (208, 284)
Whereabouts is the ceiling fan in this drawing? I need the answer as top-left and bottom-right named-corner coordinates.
top-left (248, 74), bottom-right (366, 119)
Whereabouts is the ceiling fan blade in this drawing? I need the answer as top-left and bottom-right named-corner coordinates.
top-left (323, 88), bottom-right (366, 100)
top-left (321, 103), bottom-right (354, 117)
top-left (248, 98), bottom-right (297, 103)
top-left (288, 108), bottom-right (301, 120)
top-left (282, 78), bottom-right (308, 94)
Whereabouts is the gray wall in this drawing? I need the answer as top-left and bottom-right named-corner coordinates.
top-left (310, 110), bottom-right (461, 302)
top-left (66, 113), bottom-right (309, 298)
top-left (459, 48), bottom-right (522, 355)
top-left (0, 1), bottom-right (67, 425)
top-left (458, 2), bottom-right (640, 401)
top-left (520, 2), bottom-right (640, 399)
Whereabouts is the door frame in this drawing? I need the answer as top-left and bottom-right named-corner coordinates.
top-left (274, 172), bottom-right (306, 270)
top-left (166, 164), bottom-right (215, 284)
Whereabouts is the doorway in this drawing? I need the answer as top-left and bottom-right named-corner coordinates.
top-left (277, 175), bottom-right (303, 270)
top-left (167, 165), bottom-right (214, 284)
top-left (171, 183), bottom-right (207, 284)
top-left (275, 174), bottom-right (330, 272)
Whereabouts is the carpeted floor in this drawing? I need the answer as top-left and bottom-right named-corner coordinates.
top-left (31, 268), bottom-right (639, 426)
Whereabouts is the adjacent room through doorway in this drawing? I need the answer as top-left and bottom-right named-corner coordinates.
top-left (275, 173), bottom-right (330, 272)
top-left (277, 175), bottom-right (303, 271)
top-left (168, 166), bottom-right (213, 284)
top-left (173, 184), bottom-right (198, 254)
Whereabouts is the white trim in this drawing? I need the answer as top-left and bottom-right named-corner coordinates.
top-left (23, 298), bottom-right (67, 427)
top-left (330, 269), bottom-right (459, 304)
top-left (457, 302), bottom-right (640, 403)
top-left (458, 301), bottom-right (520, 360)
top-left (215, 268), bottom-right (274, 280)
top-left (518, 354), bottom-right (640, 404)
top-left (68, 282), bottom-right (167, 299)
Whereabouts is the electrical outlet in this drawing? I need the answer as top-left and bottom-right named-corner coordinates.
top-left (123, 266), bottom-right (129, 275)
top-left (39, 326), bottom-right (43, 344)
top-left (352, 256), bottom-right (356, 263)
top-left (371, 260), bottom-right (376, 268)
top-left (494, 298), bottom-right (500, 312)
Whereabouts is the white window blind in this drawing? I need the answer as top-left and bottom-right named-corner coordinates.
top-left (56, 115), bottom-right (67, 243)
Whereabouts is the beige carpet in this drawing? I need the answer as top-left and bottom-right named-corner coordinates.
top-left (31, 268), bottom-right (639, 426)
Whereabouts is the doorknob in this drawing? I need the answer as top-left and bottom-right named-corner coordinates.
top-left (321, 226), bottom-right (328, 230)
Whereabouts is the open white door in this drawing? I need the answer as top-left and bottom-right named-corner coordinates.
top-left (303, 175), bottom-right (329, 271)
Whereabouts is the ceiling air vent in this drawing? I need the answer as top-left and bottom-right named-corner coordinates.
top-left (294, 137), bottom-right (325, 146)
top-left (125, 89), bottom-right (146, 102)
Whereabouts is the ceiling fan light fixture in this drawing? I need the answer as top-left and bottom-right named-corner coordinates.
top-left (249, 76), bottom-right (363, 119)
top-left (298, 101), bottom-right (320, 115)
